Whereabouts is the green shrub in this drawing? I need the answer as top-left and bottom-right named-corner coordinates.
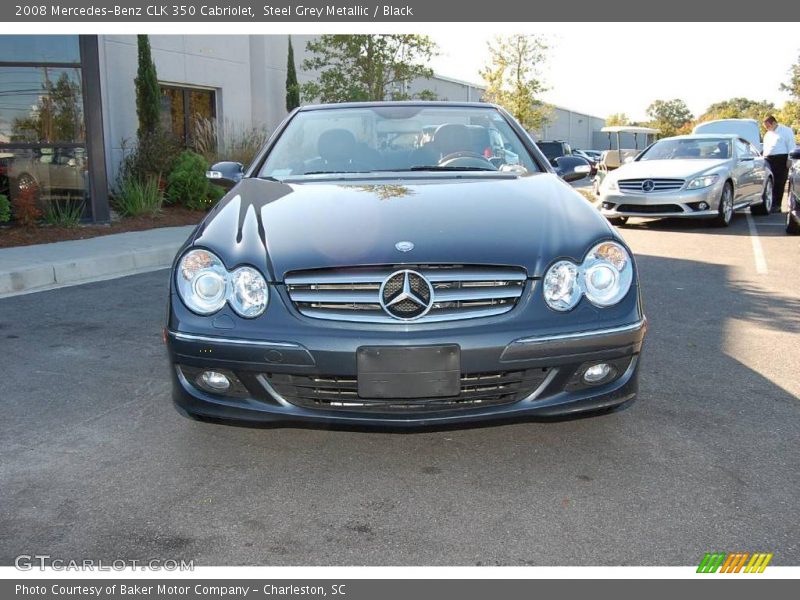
top-left (113, 176), bottom-right (163, 217)
top-left (166, 150), bottom-right (219, 210)
top-left (119, 129), bottom-right (183, 184)
top-left (44, 199), bottom-right (84, 227)
top-left (0, 194), bottom-right (10, 223)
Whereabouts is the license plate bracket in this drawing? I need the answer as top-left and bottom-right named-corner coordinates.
top-left (357, 345), bottom-right (461, 399)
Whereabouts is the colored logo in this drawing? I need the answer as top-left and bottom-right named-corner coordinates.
top-left (697, 552), bottom-right (773, 573)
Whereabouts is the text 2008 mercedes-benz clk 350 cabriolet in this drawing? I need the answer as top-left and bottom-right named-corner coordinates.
top-left (166, 102), bottom-right (646, 427)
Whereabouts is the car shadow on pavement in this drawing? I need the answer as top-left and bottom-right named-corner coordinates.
top-left (617, 211), bottom-right (789, 237)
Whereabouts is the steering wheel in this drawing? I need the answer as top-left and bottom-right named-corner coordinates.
top-left (438, 152), bottom-right (497, 170)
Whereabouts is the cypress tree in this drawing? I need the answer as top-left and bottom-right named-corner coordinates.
top-left (286, 36), bottom-right (300, 112)
top-left (135, 34), bottom-right (161, 139)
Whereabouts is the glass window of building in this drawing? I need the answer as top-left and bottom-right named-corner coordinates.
top-left (0, 35), bottom-right (89, 221)
top-left (159, 85), bottom-right (216, 146)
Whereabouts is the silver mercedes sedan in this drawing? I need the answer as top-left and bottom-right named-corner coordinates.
top-left (598, 134), bottom-right (773, 227)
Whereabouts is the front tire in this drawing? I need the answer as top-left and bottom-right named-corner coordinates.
top-left (713, 182), bottom-right (734, 227)
top-left (751, 177), bottom-right (773, 216)
top-left (787, 184), bottom-right (800, 235)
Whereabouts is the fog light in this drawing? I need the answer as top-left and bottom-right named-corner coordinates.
top-left (199, 370), bottom-right (231, 391)
top-left (583, 363), bottom-right (611, 383)
top-left (698, 202), bottom-right (709, 210)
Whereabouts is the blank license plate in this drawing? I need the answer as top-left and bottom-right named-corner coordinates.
top-left (357, 345), bottom-right (461, 399)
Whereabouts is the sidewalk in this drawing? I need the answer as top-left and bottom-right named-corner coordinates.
top-left (0, 225), bottom-right (195, 298)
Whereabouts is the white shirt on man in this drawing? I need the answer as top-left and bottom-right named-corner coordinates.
top-left (763, 123), bottom-right (796, 156)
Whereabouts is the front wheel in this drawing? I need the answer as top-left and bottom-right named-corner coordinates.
top-left (787, 184), bottom-right (800, 235)
top-left (713, 182), bottom-right (734, 227)
top-left (751, 177), bottom-right (773, 216)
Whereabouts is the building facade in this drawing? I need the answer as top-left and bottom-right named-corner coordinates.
top-left (0, 34), bottom-right (606, 224)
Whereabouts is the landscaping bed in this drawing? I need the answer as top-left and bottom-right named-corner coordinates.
top-left (0, 206), bottom-right (204, 249)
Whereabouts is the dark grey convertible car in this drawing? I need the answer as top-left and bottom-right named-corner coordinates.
top-left (166, 102), bottom-right (647, 427)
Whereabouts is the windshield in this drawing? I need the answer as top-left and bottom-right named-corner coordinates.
top-left (638, 138), bottom-right (732, 161)
top-left (257, 105), bottom-right (540, 179)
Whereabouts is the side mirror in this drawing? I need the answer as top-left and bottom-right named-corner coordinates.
top-left (554, 155), bottom-right (591, 183)
top-left (790, 149), bottom-right (800, 160)
top-left (206, 161), bottom-right (244, 187)
top-left (623, 156), bottom-right (635, 164)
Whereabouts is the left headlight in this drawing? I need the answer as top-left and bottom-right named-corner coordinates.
top-left (543, 241), bottom-right (633, 311)
top-left (176, 249), bottom-right (268, 318)
top-left (686, 174), bottom-right (719, 189)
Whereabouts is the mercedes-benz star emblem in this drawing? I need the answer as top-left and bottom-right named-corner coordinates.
top-left (395, 241), bottom-right (414, 252)
top-left (379, 270), bottom-right (434, 320)
top-left (641, 179), bottom-right (656, 192)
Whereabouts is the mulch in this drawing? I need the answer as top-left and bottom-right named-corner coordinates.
top-left (0, 207), bottom-right (206, 249)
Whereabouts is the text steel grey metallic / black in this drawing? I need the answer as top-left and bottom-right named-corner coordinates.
top-left (166, 102), bottom-right (647, 426)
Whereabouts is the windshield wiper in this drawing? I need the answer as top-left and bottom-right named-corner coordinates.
top-left (301, 170), bottom-right (373, 175)
top-left (408, 165), bottom-right (497, 172)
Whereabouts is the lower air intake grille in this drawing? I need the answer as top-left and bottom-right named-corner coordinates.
top-left (262, 369), bottom-right (551, 412)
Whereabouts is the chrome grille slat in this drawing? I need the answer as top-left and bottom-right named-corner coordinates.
top-left (285, 265), bottom-right (527, 323)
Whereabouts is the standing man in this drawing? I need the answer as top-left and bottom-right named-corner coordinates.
top-left (763, 115), bottom-right (797, 213)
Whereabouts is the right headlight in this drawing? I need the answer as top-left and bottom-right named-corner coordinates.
top-left (176, 249), bottom-right (269, 318)
top-left (543, 241), bottom-right (633, 311)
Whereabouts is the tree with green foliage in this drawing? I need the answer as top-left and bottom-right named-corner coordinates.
top-left (286, 36), bottom-right (300, 112)
top-left (11, 71), bottom-right (84, 143)
top-left (697, 97), bottom-right (776, 136)
top-left (301, 35), bottom-right (438, 103)
top-left (480, 34), bottom-right (551, 131)
top-left (646, 99), bottom-right (693, 138)
top-left (135, 34), bottom-right (161, 139)
top-left (779, 54), bottom-right (800, 137)
top-left (606, 113), bottom-right (631, 127)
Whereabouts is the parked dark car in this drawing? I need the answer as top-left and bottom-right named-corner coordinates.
top-left (788, 148), bottom-right (800, 235)
top-left (166, 102), bottom-right (646, 427)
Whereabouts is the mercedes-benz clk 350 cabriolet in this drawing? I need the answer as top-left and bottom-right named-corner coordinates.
top-left (165, 102), bottom-right (647, 427)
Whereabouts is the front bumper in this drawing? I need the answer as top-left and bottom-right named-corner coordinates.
top-left (166, 318), bottom-right (647, 427)
top-left (599, 181), bottom-right (724, 219)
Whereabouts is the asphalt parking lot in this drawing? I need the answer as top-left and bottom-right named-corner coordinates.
top-left (1, 209), bottom-right (799, 566)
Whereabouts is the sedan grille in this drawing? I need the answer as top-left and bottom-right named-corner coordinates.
top-left (284, 265), bottom-right (528, 323)
top-left (618, 178), bottom-right (685, 193)
top-left (618, 203), bottom-right (683, 214)
top-left (262, 368), bottom-right (551, 412)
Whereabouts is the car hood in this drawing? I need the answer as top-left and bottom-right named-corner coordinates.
top-left (192, 174), bottom-right (615, 281)
top-left (610, 158), bottom-right (728, 180)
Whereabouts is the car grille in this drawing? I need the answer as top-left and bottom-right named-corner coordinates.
top-left (261, 368), bottom-right (551, 412)
top-left (618, 203), bottom-right (684, 214)
top-left (618, 178), bottom-right (685, 192)
top-left (284, 265), bottom-right (528, 323)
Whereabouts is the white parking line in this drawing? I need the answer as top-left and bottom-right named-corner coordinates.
top-left (746, 212), bottom-right (768, 275)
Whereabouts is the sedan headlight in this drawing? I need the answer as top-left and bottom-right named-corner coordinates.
top-left (603, 179), bottom-right (618, 191)
top-left (176, 249), bottom-right (268, 318)
top-left (229, 266), bottom-right (269, 318)
top-left (686, 174), bottom-right (719, 189)
top-left (543, 241), bottom-right (633, 311)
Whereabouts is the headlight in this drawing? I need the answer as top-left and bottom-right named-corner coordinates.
top-left (686, 174), bottom-right (719, 189)
top-left (543, 260), bottom-right (582, 311)
top-left (177, 249), bottom-right (228, 315)
top-left (603, 179), bottom-right (618, 191)
top-left (582, 241), bottom-right (633, 307)
top-left (176, 249), bottom-right (268, 317)
top-left (543, 241), bottom-right (633, 311)
top-left (229, 266), bottom-right (268, 318)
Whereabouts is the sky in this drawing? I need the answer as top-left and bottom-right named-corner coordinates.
top-left (429, 23), bottom-right (799, 121)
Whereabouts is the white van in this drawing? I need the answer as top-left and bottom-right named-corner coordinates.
top-left (692, 118), bottom-right (762, 153)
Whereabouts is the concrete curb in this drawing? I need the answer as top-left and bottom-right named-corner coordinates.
top-left (0, 225), bottom-right (196, 298)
